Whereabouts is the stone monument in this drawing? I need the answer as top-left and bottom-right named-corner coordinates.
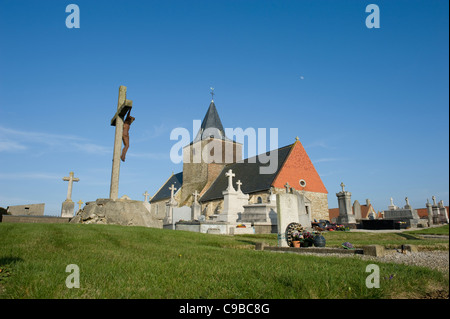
top-left (163, 184), bottom-right (178, 229)
top-left (426, 199), bottom-right (433, 226)
top-left (71, 86), bottom-right (160, 228)
top-left (383, 196), bottom-right (424, 227)
top-left (217, 171), bottom-right (249, 223)
top-left (191, 190), bottom-right (201, 220)
top-left (61, 171), bottom-right (79, 218)
top-left (438, 200), bottom-right (449, 224)
top-left (276, 182), bottom-right (311, 247)
top-left (336, 182), bottom-right (356, 225)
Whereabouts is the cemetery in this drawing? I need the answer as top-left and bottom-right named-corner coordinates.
top-left (0, 86), bottom-right (448, 300)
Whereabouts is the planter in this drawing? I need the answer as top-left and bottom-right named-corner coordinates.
top-left (301, 241), bottom-right (313, 247)
top-left (292, 241), bottom-right (300, 248)
top-left (313, 235), bottom-right (326, 247)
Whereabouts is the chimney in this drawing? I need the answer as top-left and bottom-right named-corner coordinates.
top-left (366, 199), bottom-right (371, 206)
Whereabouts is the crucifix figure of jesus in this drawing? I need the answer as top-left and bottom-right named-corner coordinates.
top-left (63, 171), bottom-right (79, 202)
top-left (225, 169), bottom-right (235, 191)
top-left (109, 85), bottom-right (133, 200)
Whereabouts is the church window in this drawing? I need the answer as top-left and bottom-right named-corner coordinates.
top-left (257, 196), bottom-right (263, 204)
top-left (299, 179), bottom-right (307, 187)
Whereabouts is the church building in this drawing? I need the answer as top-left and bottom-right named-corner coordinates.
top-left (150, 97), bottom-right (329, 224)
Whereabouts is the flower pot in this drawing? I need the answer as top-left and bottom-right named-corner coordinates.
top-left (301, 241), bottom-right (312, 247)
top-left (292, 241), bottom-right (300, 248)
top-left (313, 235), bottom-right (326, 247)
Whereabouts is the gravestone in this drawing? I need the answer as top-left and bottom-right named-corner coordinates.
top-left (383, 197), bottom-right (423, 227)
top-left (276, 183), bottom-right (310, 247)
top-left (61, 171), bottom-right (79, 218)
top-left (426, 199), bottom-right (433, 226)
top-left (163, 184), bottom-right (178, 229)
top-left (353, 200), bottom-right (362, 220)
top-left (438, 200), bottom-right (449, 223)
top-left (191, 190), bottom-right (201, 220)
top-left (217, 171), bottom-right (249, 223)
top-left (336, 183), bottom-right (356, 225)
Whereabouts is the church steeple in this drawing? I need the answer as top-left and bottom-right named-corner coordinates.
top-left (193, 97), bottom-right (226, 142)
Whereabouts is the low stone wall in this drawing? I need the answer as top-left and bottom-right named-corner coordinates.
top-left (1, 215), bottom-right (70, 224)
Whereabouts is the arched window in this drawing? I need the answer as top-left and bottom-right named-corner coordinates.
top-left (257, 196), bottom-right (263, 204)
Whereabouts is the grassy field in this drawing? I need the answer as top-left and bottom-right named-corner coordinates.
top-left (0, 223), bottom-right (448, 299)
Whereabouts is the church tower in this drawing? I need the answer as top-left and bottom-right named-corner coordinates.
top-left (180, 96), bottom-right (242, 205)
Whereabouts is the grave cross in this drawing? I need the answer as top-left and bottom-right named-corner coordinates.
top-left (109, 85), bottom-right (133, 200)
top-left (340, 182), bottom-right (345, 192)
top-left (63, 171), bottom-right (79, 202)
top-left (225, 169), bottom-right (235, 191)
top-left (236, 180), bottom-right (242, 192)
top-left (77, 199), bottom-right (84, 211)
top-left (192, 190), bottom-right (199, 203)
top-left (143, 191), bottom-right (150, 202)
top-left (169, 184), bottom-right (177, 200)
top-left (284, 182), bottom-right (290, 193)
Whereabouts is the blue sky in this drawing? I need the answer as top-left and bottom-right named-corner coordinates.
top-left (0, 0), bottom-right (448, 215)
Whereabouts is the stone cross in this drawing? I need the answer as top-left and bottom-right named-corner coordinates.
top-left (340, 182), bottom-right (345, 192)
top-left (77, 199), bottom-right (83, 211)
top-left (284, 182), bottom-right (290, 193)
top-left (143, 191), bottom-right (150, 202)
top-left (109, 85), bottom-right (133, 200)
top-left (192, 190), bottom-right (199, 203)
top-left (63, 171), bottom-right (79, 202)
top-left (169, 184), bottom-right (177, 200)
top-left (236, 180), bottom-right (242, 192)
top-left (225, 169), bottom-right (235, 191)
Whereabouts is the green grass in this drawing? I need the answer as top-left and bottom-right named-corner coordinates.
top-left (0, 223), bottom-right (448, 299)
top-left (404, 224), bottom-right (449, 236)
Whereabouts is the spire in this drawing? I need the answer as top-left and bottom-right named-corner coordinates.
top-left (194, 100), bottom-right (226, 142)
top-left (193, 89), bottom-right (228, 142)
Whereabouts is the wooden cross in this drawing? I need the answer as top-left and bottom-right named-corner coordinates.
top-left (192, 190), bottom-right (199, 203)
top-left (236, 180), bottom-right (242, 192)
top-left (225, 169), bottom-right (235, 191)
top-left (340, 182), bottom-right (345, 192)
top-left (77, 199), bottom-right (84, 211)
top-left (169, 184), bottom-right (177, 200)
top-left (109, 86), bottom-right (133, 200)
top-left (143, 191), bottom-right (150, 202)
top-left (63, 171), bottom-right (79, 202)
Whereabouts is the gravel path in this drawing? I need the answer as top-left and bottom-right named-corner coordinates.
top-left (297, 250), bottom-right (449, 273)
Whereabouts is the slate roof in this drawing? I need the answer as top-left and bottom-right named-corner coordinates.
top-left (193, 101), bottom-right (230, 142)
top-left (199, 144), bottom-right (294, 202)
top-left (150, 172), bottom-right (183, 203)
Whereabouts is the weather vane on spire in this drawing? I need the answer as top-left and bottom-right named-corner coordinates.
top-left (210, 87), bottom-right (215, 101)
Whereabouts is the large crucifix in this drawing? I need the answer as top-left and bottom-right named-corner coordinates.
top-left (109, 85), bottom-right (133, 200)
